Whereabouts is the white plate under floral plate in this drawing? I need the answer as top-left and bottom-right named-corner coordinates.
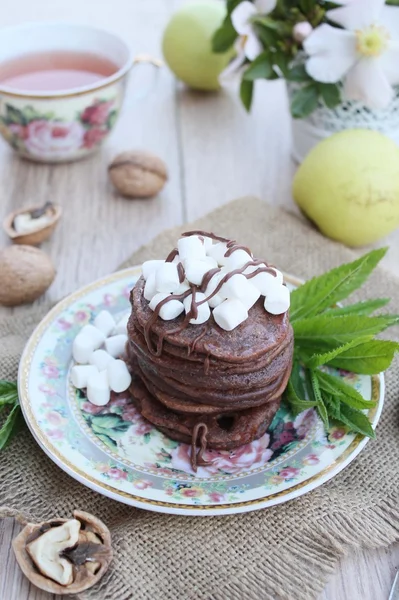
top-left (18, 267), bottom-right (384, 516)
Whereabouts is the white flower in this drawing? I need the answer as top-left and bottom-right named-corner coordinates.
top-left (220, 0), bottom-right (277, 81)
top-left (303, 0), bottom-right (399, 109)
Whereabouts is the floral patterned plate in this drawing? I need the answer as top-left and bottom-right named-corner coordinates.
top-left (18, 267), bottom-right (384, 516)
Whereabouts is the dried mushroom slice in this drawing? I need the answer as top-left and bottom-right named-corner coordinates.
top-left (12, 510), bottom-right (112, 595)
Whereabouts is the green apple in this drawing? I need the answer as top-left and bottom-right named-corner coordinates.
top-left (162, 1), bottom-right (235, 91)
top-left (292, 129), bottom-right (399, 247)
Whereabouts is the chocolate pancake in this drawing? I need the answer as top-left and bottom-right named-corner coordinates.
top-left (128, 372), bottom-right (282, 451)
top-left (127, 232), bottom-right (294, 470)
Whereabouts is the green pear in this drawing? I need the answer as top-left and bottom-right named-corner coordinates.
top-left (293, 129), bottom-right (399, 247)
top-left (162, 1), bottom-right (235, 91)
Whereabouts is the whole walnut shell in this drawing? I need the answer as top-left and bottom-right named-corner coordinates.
top-left (108, 150), bottom-right (168, 198)
top-left (0, 245), bottom-right (56, 306)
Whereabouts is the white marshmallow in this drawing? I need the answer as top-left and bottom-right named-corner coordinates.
top-left (107, 359), bottom-right (132, 393)
top-left (208, 293), bottom-right (225, 308)
top-left (264, 284), bottom-right (290, 315)
top-left (175, 279), bottom-right (190, 294)
top-left (204, 256), bottom-right (219, 269)
top-left (207, 242), bottom-right (228, 266)
top-left (183, 292), bottom-right (211, 324)
top-left (90, 349), bottom-right (115, 371)
top-left (155, 262), bottom-right (180, 293)
top-left (245, 264), bottom-right (283, 282)
top-left (93, 310), bottom-right (116, 337)
top-left (221, 274), bottom-right (260, 310)
top-left (113, 312), bottom-right (130, 335)
top-left (72, 334), bottom-right (96, 364)
top-left (244, 263), bottom-right (265, 275)
top-left (224, 249), bottom-right (253, 270)
top-left (273, 269), bottom-right (284, 284)
top-left (221, 274), bottom-right (247, 298)
top-left (213, 299), bottom-right (248, 331)
top-left (177, 236), bottom-right (206, 261)
top-left (104, 334), bottom-right (128, 358)
top-left (87, 370), bottom-right (110, 407)
top-left (184, 259), bottom-right (217, 286)
top-left (239, 282), bottom-right (261, 310)
top-left (149, 293), bottom-right (184, 320)
top-left (204, 270), bottom-right (228, 308)
top-left (144, 271), bottom-right (158, 301)
top-left (200, 235), bottom-right (213, 251)
top-left (149, 292), bottom-right (171, 310)
top-left (79, 324), bottom-right (106, 349)
top-left (250, 268), bottom-right (284, 296)
top-left (71, 365), bottom-right (99, 389)
top-left (142, 259), bottom-right (165, 280)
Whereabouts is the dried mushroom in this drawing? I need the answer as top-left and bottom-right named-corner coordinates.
top-left (3, 201), bottom-right (62, 245)
top-left (12, 510), bottom-right (112, 595)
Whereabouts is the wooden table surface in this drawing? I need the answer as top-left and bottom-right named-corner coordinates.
top-left (0, 1), bottom-right (398, 599)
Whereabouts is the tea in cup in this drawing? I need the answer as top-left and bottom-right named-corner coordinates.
top-left (0, 22), bottom-right (160, 162)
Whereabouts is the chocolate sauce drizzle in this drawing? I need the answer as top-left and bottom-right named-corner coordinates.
top-left (190, 422), bottom-right (210, 472)
top-left (165, 248), bottom-right (178, 262)
top-left (188, 321), bottom-right (210, 356)
top-left (142, 231), bottom-right (278, 357)
top-left (177, 262), bottom-right (185, 283)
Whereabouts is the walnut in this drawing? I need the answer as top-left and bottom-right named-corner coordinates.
top-left (12, 510), bottom-right (112, 595)
top-left (0, 245), bottom-right (56, 306)
top-left (3, 202), bottom-right (62, 246)
top-left (109, 150), bottom-right (168, 198)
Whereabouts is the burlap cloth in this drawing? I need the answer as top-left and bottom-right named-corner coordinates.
top-left (1, 198), bottom-right (398, 600)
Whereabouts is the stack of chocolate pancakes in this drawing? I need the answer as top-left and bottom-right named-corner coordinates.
top-left (127, 232), bottom-right (294, 470)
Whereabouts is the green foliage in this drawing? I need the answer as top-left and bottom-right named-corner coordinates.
top-left (318, 82), bottom-right (341, 109)
top-left (240, 79), bottom-right (254, 111)
top-left (290, 83), bottom-right (319, 118)
top-left (284, 248), bottom-right (399, 439)
top-left (301, 336), bottom-right (374, 369)
top-left (324, 299), bottom-right (390, 317)
top-left (243, 52), bottom-right (274, 80)
top-left (212, 19), bottom-right (237, 53)
top-left (0, 381), bottom-right (20, 450)
top-left (290, 248), bottom-right (387, 321)
top-left (293, 314), bottom-right (399, 350)
top-left (287, 64), bottom-right (312, 83)
top-left (326, 340), bottom-right (399, 374)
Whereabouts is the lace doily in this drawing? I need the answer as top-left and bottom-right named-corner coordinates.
top-left (287, 83), bottom-right (399, 162)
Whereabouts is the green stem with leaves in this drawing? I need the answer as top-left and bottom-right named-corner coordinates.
top-left (0, 381), bottom-right (21, 449)
top-left (284, 247), bottom-right (399, 438)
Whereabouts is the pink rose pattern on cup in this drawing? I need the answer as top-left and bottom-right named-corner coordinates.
top-left (0, 99), bottom-right (117, 158)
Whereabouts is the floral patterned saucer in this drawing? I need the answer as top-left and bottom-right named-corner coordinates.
top-left (18, 267), bottom-right (384, 516)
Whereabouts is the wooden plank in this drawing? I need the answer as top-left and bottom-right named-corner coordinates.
top-left (178, 78), bottom-right (295, 221)
top-left (321, 544), bottom-right (399, 600)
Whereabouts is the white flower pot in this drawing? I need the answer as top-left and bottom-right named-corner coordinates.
top-left (288, 83), bottom-right (399, 163)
